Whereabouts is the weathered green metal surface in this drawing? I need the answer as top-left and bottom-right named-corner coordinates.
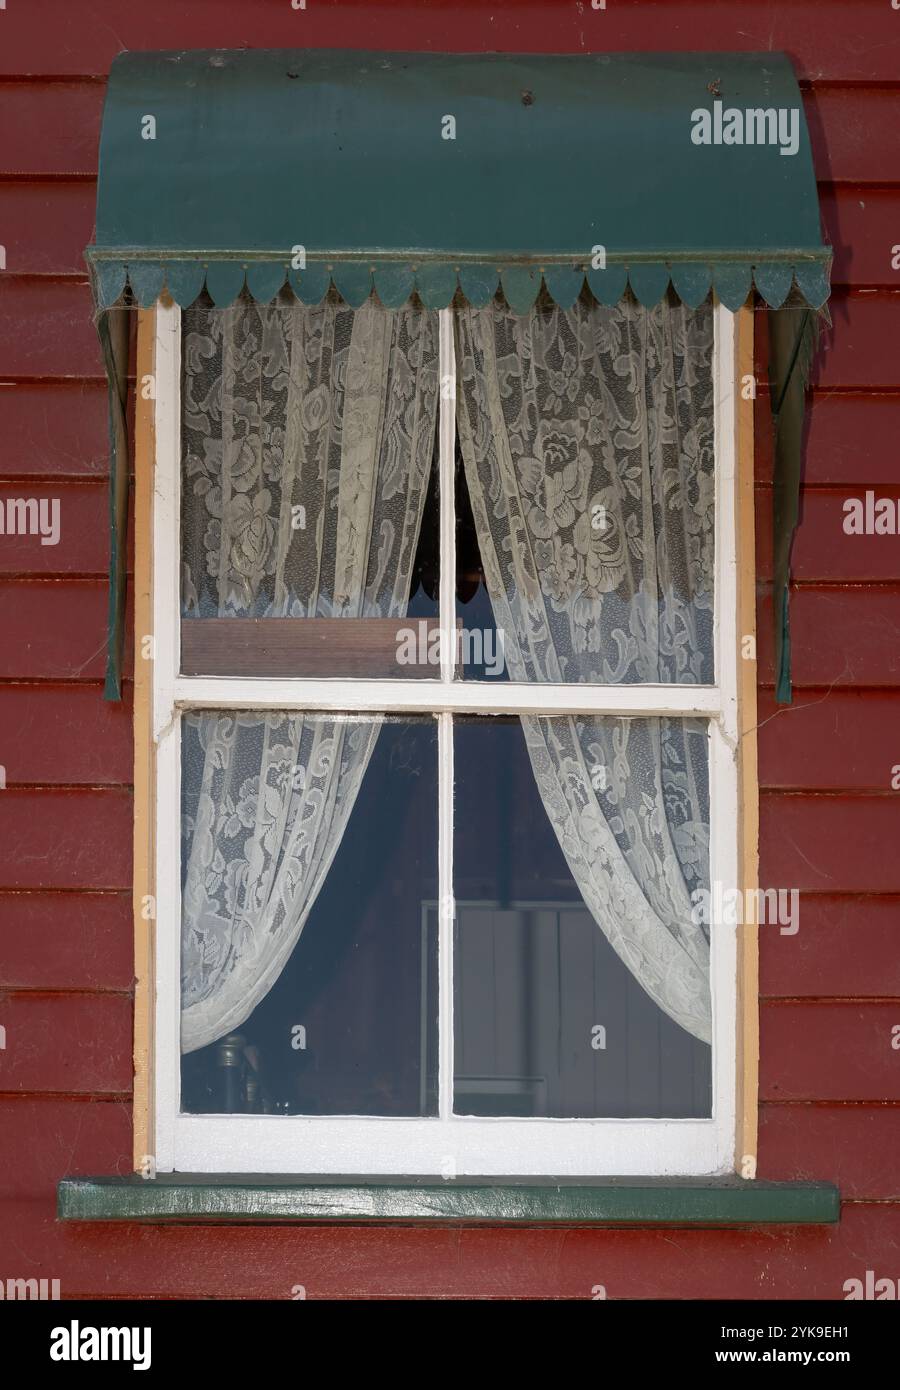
top-left (88, 48), bottom-right (830, 311)
top-left (58, 1175), bottom-right (840, 1225)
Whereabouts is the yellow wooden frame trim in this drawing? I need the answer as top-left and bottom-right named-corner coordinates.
top-left (735, 304), bottom-right (760, 1173)
top-left (133, 305), bottom-right (157, 1172)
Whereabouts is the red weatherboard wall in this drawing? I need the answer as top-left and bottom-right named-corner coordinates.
top-left (0, 0), bottom-right (898, 1298)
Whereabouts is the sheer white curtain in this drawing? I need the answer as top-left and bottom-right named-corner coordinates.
top-left (455, 296), bottom-right (715, 1041)
top-left (179, 299), bottom-right (438, 1052)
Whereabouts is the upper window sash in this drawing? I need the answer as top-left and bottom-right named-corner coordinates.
top-left (154, 302), bottom-right (737, 732)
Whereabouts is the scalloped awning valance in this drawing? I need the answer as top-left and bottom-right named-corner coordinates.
top-left (90, 48), bottom-right (829, 701)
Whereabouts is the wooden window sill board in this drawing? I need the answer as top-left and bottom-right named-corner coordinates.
top-left (57, 1175), bottom-right (840, 1225)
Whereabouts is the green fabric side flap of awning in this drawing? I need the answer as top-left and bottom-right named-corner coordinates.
top-left (88, 48), bottom-right (830, 698)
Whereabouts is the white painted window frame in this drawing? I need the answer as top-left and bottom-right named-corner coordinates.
top-left (151, 301), bottom-right (739, 1177)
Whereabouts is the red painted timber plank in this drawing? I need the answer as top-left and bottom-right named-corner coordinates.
top-left (822, 187), bottom-right (900, 290)
top-left (756, 487), bottom-right (900, 583)
top-left (807, 86), bottom-right (900, 186)
top-left (760, 1001), bottom-right (900, 1102)
top-left (0, 279), bottom-right (101, 379)
top-left (0, 1097), bottom-right (132, 1198)
top-left (757, 586), bottom-right (900, 688)
top-left (0, 993), bottom-right (132, 1095)
top-left (0, 383), bottom-right (110, 478)
top-left (0, 1197), bottom-right (894, 1300)
top-left (0, 892), bottom-right (132, 990)
top-left (757, 691), bottom-right (900, 791)
top-left (0, 789), bottom-right (132, 889)
top-left (0, 685), bottom-right (132, 785)
top-left (2, 0), bottom-right (899, 82)
top-left (0, 1097), bottom-right (133, 1199)
top-left (804, 395), bottom-right (900, 487)
top-left (760, 793), bottom-right (900, 893)
top-left (759, 1104), bottom-right (900, 1199)
top-left (0, 182), bottom-right (96, 277)
top-left (758, 895), bottom-right (900, 997)
top-left (814, 293), bottom-right (900, 393)
top-left (0, 481), bottom-right (112, 575)
top-left (0, 579), bottom-right (124, 680)
top-left (0, 82), bottom-right (103, 177)
top-left (755, 394), bottom-right (900, 488)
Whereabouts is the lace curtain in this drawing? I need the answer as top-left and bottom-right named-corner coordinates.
top-left (455, 296), bottom-right (715, 1041)
top-left (177, 293), bottom-right (715, 1052)
top-left (180, 299), bottom-right (438, 1052)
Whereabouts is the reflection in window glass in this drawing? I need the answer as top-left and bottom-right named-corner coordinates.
top-left (180, 713), bottom-right (438, 1116)
top-left (452, 716), bottom-right (712, 1117)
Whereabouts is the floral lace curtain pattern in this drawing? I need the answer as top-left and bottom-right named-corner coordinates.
top-left (181, 299), bottom-right (438, 620)
top-left (180, 299), bottom-right (438, 1052)
top-left (455, 297), bottom-right (715, 1041)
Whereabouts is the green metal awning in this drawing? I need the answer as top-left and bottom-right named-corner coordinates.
top-left (89, 49), bottom-right (829, 312)
top-left (88, 49), bottom-right (830, 699)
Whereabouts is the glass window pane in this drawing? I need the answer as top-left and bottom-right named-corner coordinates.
top-left (452, 715), bottom-right (712, 1117)
top-left (180, 298), bottom-right (440, 678)
top-left (180, 712), bottom-right (438, 1116)
top-left (454, 297), bottom-right (715, 684)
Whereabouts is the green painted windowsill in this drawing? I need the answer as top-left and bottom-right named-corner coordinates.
top-left (57, 1175), bottom-right (840, 1225)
